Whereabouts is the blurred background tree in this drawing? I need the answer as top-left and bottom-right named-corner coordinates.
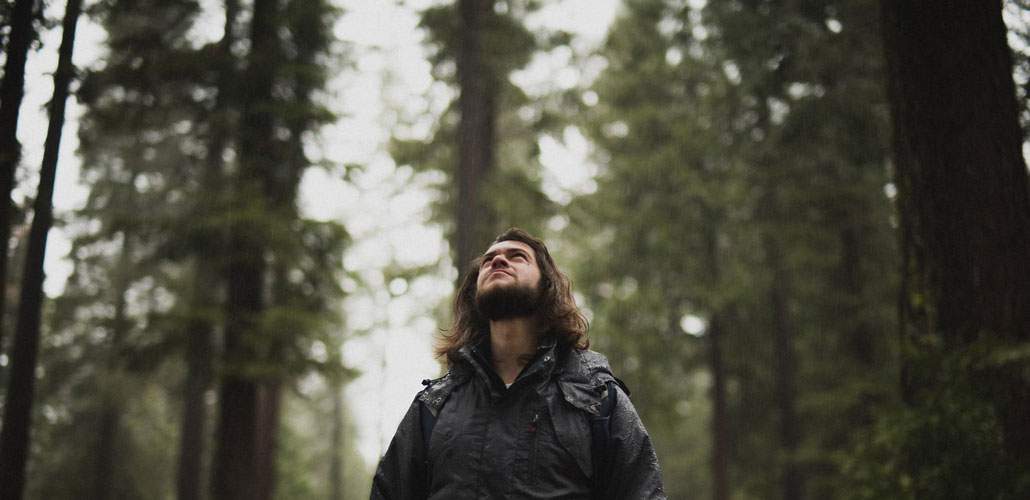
top-left (394, 0), bottom-right (557, 279)
top-left (565, 0), bottom-right (898, 497)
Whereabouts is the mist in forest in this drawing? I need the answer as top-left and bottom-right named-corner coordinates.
top-left (1, 0), bottom-right (1029, 499)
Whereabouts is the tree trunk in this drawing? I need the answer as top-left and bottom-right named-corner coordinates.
top-left (700, 213), bottom-right (729, 500)
top-left (175, 304), bottom-right (213, 500)
top-left (0, 0), bottom-right (82, 496)
top-left (252, 382), bottom-right (281, 500)
top-left (94, 402), bottom-right (120, 500)
top-left (176, 3), bottom-right (237, 499)
top-left (211, 0), bottom-right (281, 497)
top-left (454, 0), bottom-right (498, 275)
top-left (708, 313), bottom-right (730, 500)
top-left (329, 379), bottom-right (344, 500)
top-left (0, 0), bottom-right (37, 354)
top-left (764, 236), bottom-right (802, 500)
top-left (837, 225), bottom-right (874, 367)
top-left (93, 233), bottom-right (135, 500)
top-left (834, 222), bottom-right (881, 434)
top-left (880, 0), bottom-right (1030, 463)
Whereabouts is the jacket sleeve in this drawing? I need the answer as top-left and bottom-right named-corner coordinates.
top-left (370, 396), bottom-right (428, 500)
top-left (606, 385), bottom-right (667, 499)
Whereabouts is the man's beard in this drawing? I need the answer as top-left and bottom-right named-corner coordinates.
top-left (475, 281), bottom-right (540, 321)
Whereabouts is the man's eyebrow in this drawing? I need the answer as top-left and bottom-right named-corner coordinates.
top-left (482, 247), bottom-right (531, 259)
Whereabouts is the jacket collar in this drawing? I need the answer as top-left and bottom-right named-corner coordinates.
top-left (419, 338), bottom-right (627, 417)
top-left (458, 334), bottom-right (559, 398)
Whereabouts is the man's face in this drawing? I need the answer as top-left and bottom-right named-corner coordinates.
top-left (475, 240), bottom-right (542, 320)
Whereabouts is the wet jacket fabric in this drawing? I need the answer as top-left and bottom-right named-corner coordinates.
top-left (370, 339), bottom-right (666, 499)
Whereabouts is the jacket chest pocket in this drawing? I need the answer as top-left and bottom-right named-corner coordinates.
top-left (519, 409), bottom-right (545, 484)
top-left (520, 407), bottom-right (589, 489)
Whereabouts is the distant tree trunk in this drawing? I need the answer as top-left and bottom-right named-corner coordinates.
top-left (94, 235), bottom-right (134, 500)
top-left (176, 272), bottom-right (216, 500)
top-left (329, 379), bottom-right (344, 500)
top-left (701, 215), bottom-right (729, 500)
top-left (454, 0), bottom-right (497, 274)
top-left (176, 3), bottom-right (237, 499)
top-left (837, 225), bottom-right (874, 367)
top-left (94, 377), bottom-right (122, 499)
top-left (707, 313), bottom-right (730, 500)
top-left (256, 266), bottom-right (288, 500)
top-left (881, 0), bottom-right (1030, 463)
top-left (177, 317), bottom-right (213, 499)
top-left (0, 0), bottom-right (37, 353)
top-left (211, 0), bottom-right (281, 497)
top-left (253, 382), bottom-right (281, 500)
top-left (0, 0), bottom-right (82, 497)
top-left (834, 222), bottom-right (880, 432)
top-left (764, 236), bottom-right (802, 500)
top-left (91, 404), bottom-right (119, 498)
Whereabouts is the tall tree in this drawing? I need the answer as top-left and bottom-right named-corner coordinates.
top-left (0, 0), bottom-right (83, 497)
top-left (92, 233), bottom-right (135, 500)
top-left (399, 0), bottom-right (552, 278)
top-left (571, 3), bottom-right (748, 496)
top-left (176, 3), bottom-right (238, 499)
top-left (0, 0), bottom-right (37, 352)
top-left (211, 0), bottom-right (341, 496)
top-left (574, 0), bottom-right (897, 498)
top-left (453, 0), bottom-right (498, 274)
top-left (0, 0), bottom-right (340, 496)
top-left (71, 0), bottom-right (210, 496)
top-left (211, 0), bottom-right (282, 496)
top-left (879, 0), bottom-right (1030, 494)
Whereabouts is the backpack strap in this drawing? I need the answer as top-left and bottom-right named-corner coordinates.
top-left (418, 381), bottom-right (441, 496)
top-left (590, 380), bottom-right (618, 498)
top-left (416, 370), bottom-right (463, 446)
top-left (419, 398), bottom-right (437, 453)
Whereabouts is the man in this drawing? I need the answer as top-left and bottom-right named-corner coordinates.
top-left (371, 228), bottom-right (666, 499)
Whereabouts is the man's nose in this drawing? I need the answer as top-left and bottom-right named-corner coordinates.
top-left (491, 254), bottom-right (511, 268)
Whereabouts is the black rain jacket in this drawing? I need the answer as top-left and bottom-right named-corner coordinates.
top-left (370, 339), bottom-right (666, 499)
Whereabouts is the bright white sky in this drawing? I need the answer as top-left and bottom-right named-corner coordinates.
top-left (17, 0), bottom-right (619, 467)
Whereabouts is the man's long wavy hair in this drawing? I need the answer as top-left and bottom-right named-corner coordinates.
top-left (437, 227), bottom-right (589, 367)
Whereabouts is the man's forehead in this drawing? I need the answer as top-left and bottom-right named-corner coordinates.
top-left (484, 240), bottom-right (534, 256)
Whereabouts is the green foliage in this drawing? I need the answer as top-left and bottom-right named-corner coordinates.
top-left (26, 0), bottom-right (352, 496)
top-left (26, 338), bottom-right (181, 499)
top-left (274, 382), bottom-right (370, 500)
top-left (567, 0), bottom-right (899, 497)
top-left (396, 0), bottom-right (556, 260)
top-left (843, 364), bottom-right (1030, 500)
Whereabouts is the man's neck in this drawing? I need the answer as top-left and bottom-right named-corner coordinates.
top-left (489, 316), bottom-right (538, 385)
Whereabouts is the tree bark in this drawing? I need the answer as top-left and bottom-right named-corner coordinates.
top-left (0, 0), bottom-right (82, 496)
top-left (454, 0), bottom-right (498, 275)
top-left (700, 212), bottom-right (729, 500)
top-left (176, 307), bottom-right (213, 500)
top-left (0, 0), bottom-right (37, 354)
top-left (881, 0), bottom-right (1030, 463)
top-left (176, 3), bottom-right (237, 500)
top-left (764, 236), bottom-right (802, 500)
top-left (94, 399), bottom-right (121, 500)
top-left (211, 0), bottom-right (281, 497)
top-left (708, 313), bottom-right (730, 500)
top-left (93, 233), bottom-right (135, 500)
top-left (329, 379), bottom-right (344, 500)
top-left (837, 225), bottom-right (874, 367)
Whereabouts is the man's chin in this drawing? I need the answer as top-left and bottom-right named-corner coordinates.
top-left (476, 284), bottom-right (539, 320)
